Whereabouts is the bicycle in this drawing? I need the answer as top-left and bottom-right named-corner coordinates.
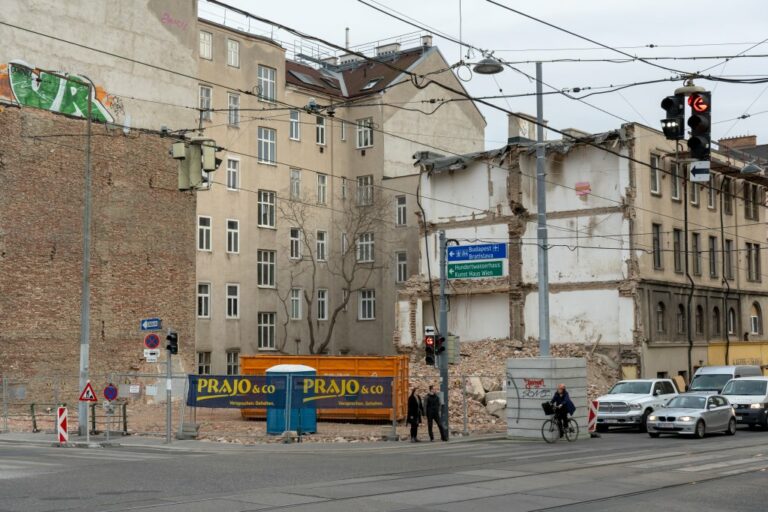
top-left (541, 402), bottom-right (579, 443)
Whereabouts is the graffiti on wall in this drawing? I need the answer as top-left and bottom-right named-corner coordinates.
top-left (0, 61), bottom-right (115, 122)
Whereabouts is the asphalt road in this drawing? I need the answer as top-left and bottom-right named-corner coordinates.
top-left (1, 426), bottom-right (767, 511)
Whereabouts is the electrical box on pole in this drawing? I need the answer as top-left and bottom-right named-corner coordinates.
top-left (687, 92), bottom-right (711, 161)
top-left (660, 94), bottom-right (685, 140)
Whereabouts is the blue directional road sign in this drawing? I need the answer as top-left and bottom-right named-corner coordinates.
top-left (447, 243), bottom-right (507, 262)
top-left (140, 317), bottom-right (162, 331)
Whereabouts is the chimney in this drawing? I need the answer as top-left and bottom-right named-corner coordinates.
top-left (508, 113), bottom-right (544, 144)
top-left (375, 43), bottom-right (401, 57)
top-left (421, 35), bottom-right (433, 47)
top-left (719, 135), bottom-right (757, 150)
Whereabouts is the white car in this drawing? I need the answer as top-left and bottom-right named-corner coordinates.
top-left (596, 379), bottom-right (678, 432)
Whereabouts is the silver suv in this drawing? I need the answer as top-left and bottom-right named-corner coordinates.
top-left (596, 379), bottom-right (679, 432)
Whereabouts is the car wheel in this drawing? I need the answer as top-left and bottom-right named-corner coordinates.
top-left (596, 424), bottom-right (608, 433)
top-left (639, 410), bottom-right (651, 433)
top-left (726, 418), bottom-right (737, 436)
top-left (648, 432), bottom-right (660, 438)
top-left (694, 420), bottom-right (706, 439)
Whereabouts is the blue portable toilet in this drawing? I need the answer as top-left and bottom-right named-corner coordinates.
top-left (266, 364), bottom-right (317, 435)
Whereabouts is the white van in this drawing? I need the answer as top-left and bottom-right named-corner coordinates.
top-left (721, 377), bottom-right (768, 428)
top-left (688, 366), bottom-right (763, 394)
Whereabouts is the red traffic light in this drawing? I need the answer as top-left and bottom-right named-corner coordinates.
top-left (425, 335), bottom-right (435, 347)
top-left (688, 94), bottom-right (710, 113)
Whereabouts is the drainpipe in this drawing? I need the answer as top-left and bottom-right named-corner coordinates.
top-left (720, 177), bottom-right (731, 364)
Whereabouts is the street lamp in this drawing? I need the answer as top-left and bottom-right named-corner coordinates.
top-left (473, 57), bottom-right (503, 75)
top-left (741, 162), bottom-right (764, 175)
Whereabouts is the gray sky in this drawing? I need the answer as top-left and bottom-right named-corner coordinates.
top-left (207, 0), bottom-right (768, 151)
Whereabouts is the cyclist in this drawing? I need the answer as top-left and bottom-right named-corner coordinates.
top-left (550, 383), bottom-right (576, 437)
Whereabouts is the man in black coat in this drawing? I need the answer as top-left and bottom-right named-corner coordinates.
top-left (407, 387), bottom-right (424, 442)
top-left (425, 385), bottom-right (447, 441)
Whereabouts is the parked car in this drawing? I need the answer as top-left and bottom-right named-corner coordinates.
top-left (721, 377), bottom-right (768, 428)
top-left (647, 394), bottom-right (736, 438)
top-left (596, 379), bottom-right (678, 432)
top-left (688, 365), bottom-right (762, 394)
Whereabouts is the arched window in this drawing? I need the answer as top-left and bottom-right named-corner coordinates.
top-left (750, 302), bottom-right (762, 335)
top-left (677, 305), bottom-right (686, 334)
top-left (712, 307), bottom-right (721, 336)
top-left (656, 302), bottom-right (666, 334)
top-left (728, 308), bottom-right (737, 335)
top-left (695, 305), bottom-right (704, 335)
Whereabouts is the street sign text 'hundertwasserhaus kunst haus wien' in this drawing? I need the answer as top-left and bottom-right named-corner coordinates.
top-left (447, 243), bottom-right (507, 279)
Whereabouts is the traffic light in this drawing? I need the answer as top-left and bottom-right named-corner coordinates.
top-left (166, 332), bottom-right (178, 354)
top-left (436, 336), bottom-right (446, 355)
top-left (687, 92), bottom-right (711, 160)
top-left (424, 335), bottom-right (435, 366)
top-left (660, 94), bottom-right (685, 140)
top-left (170, 139), bottom-right (222, 191)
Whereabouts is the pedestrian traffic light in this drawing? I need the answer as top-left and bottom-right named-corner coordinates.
top-left (687, 92), bottom-right (711, 161)
top-left (660, 94), bottom-right (685, 140)
top-left (424, 335), bottom-right (435, 365)
top-left (436, 336), bottom-right (446, 354)
top-left (166, 332), bottom-right (178, 354)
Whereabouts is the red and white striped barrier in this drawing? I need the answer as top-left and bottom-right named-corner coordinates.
top-left (588, 400), bottom-right (599, 433)
top-left (57, 407), bottom-right (68, 445)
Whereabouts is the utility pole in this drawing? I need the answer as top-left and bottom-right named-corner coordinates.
top-left (78, 82), bottom-right (93, 436)
top-left (535, 62), bottom-right (551, 357)
top-left (438, 230), bottom-right (449, 440)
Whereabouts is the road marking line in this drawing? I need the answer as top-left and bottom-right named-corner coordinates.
top-left (678, 457), bottom-right (764, 472)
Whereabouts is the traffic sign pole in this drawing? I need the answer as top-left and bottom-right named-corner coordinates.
top-left (166, 328), bottom-right (172, 444)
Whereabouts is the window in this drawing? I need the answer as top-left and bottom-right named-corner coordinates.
top-left (361, 78), bottom-right (380, 90)
top-left (199, 85), bottom-right (212, 121)
top-left (342, 289), bottom-right (349, 312)
top-left (316, 116), bottom-right (326, 145)
top-left (228, 93), bottom-right (240, 127)
top-left (656, 302), bottom-right (666, 334)
top-left (673, 229), bottom-right (683, 273)
top-left (226, 158), bottom-right (239, 190)
top-left (357, 175), bottom-right (373, 206)
top-left (677, 305), bottom-right (686, 334)
top-left (723, 178), bottom-right (733, 215)
top-left (396, 251), bottom-right (407, 283)
top-left (356, 118), bottom-right (374, 148)
top-left (745, 183), bottom-right (761, 221)
top-left (258, 127), bottom-right (276, 164)
top-left (728, 308), bottom-right (737, 335)
top-left (341, 232), bottom-right (348, 255)
top-left (289, 228), bottom-right (301, 259)
top-left (695, 305), bottom-right (704, 335)
top-left (359, 289), bottom-right (375, 320)
top-left (750, 303), bottom-right (762, 335)
top-left (226, 219), bottom-right (239, 253)
top-left (226, 351), bottom-right (239, 375)
top-left (340, 120), bottom-right (346, 141)
top-left (257, 250), bottom-right (276, 287)
top-left (198, 216), bottom-right (211, 251)
top-left (692, 233), bottom-right (701, 276)
top-left (396, 195), bottom-right (406, 226)
top-left (712, 307), bottom-right (721, 336)
top-left (690, 181), bottom-right (699, 206)
top-left (316, 174), bottom-right (327, 204)
top-left (652, 223), bottom-right (662, 269)
top-left (290, 288), bottom-right (302, 320)
top-left (197, 352), bottom-right (211, 375)
top-left (199, 31), bottom-right (212, 60)
top-left (709, 236), bottom-right (717, 278)
top-left (317, 289), bottom-right (328, 320)
top-left (227, 39), bottom-right (239, 67)
top-left (258, 65), bottom-right (276, 102)
top-left (226, 284), bottom-right (239, 318)
top-left (257, 312), bottom-right (276, 349)
top-left (290, 168), bottom-right (301, 199)
top-left (650, 154), bottom-right (661, 195)
top-left (316, 230), bottom-right (327, 261)
top-left (747, 243), bottom-right (761, 281)
top-left (289, 110), bottom-right (301, 140)
top-left (341, 178), bottom-right (348, 200)
top-left (197, 283), bottom-right (210, 318)
top-left (357, 232), bottom-right (374, 262)
top-left (671, 163), bottom-right (681, 200)
top-left (257, 190), bottom-right (275, 228)
top-left (707, 177), bottom-right (716, 209)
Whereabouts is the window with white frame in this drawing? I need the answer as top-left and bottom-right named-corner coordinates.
top-left (290, 168), bottom-right (301, 199)
top-left (226, 158), bottom-right (239, 190)
top-left (650, 154), bottom-right (661, 195)
top-left (723, 178), bottom-right (734, 215)
top-left (340, 120), bottom-right (346, 141)
top-left (289, 228), bottom-right (301, 259)
top-left (316, 116), bottom-right (326, 145)
top-left (226, 351), bottom-right (239, 375)
top-left (226, 284), bottom-right (239, 318)
top-left (199, 31), bottom-right (212, 60)
top-left (396, 251), bottom-right (407, 283)
top-left (317, 173), bottom-right (327, 204)
top-left (359, 289), bottom-right (375, 320)
top-left (396, 195), bottom-right (406, 225)
top-left (197, 352), bottom-right (211, 374)
top-left (197, 283), bottom-right (210, 318)
top-left (690, 181), bottom-right (699, 206)
top-left (257, 250), bottom-right (276, 287)
top-left (257, 190), bottom-right (275, 227)
top-left (728, 308), bottom-right (736, 335)
top-left (725, 239), bottom-right (734, 279)
top-left (671, 163), bottom-right (681, 200)
top-left (226, 219), bottom-right (239, 253)
top-left (228, 92), bottom-right (240, 126)
top-left (341, 178), bottom-right (348, 200)
top-left (227, 39), bottom-right (239, 67)
top-left (357, 232), bottom-right (374, 262)
top-left (316, 230), bottom-right (327, 261)
top-left (356, 118), bottom-right (374, 148)
top-left (290, 288), bottom-right (302, 320)
top-left (357, 175), bottom-right (373, 205)
top-left (258, 65), bottom-right (276, 102)
top-left (750, 303), bottom-right (762, 335)
top-left (707, 176), bottom-right (715, 209)
top-left (289, 110), bottom-right (301, 140)
top-left (747, 242), bottom-right (761, 282)
top-left (709, 236), bottom-right (718, 278)
top-left (199, 85), bottom-right (212, 121)
top-left (258, 127), bottom-right (276, 164)
top-left (258, 312), bottom-right (276, 349)
top-left (198, 216), bottom-right (211, 251)
top-left (317, 289), bottom-right (328, 320)
top-left (341, 232), bottom-right (348, 255)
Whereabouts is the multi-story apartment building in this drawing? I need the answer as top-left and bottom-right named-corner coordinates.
top-left (399, 116), bottom-right (768, 381)
top-left (194, 19), bottom-right (485, 373)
